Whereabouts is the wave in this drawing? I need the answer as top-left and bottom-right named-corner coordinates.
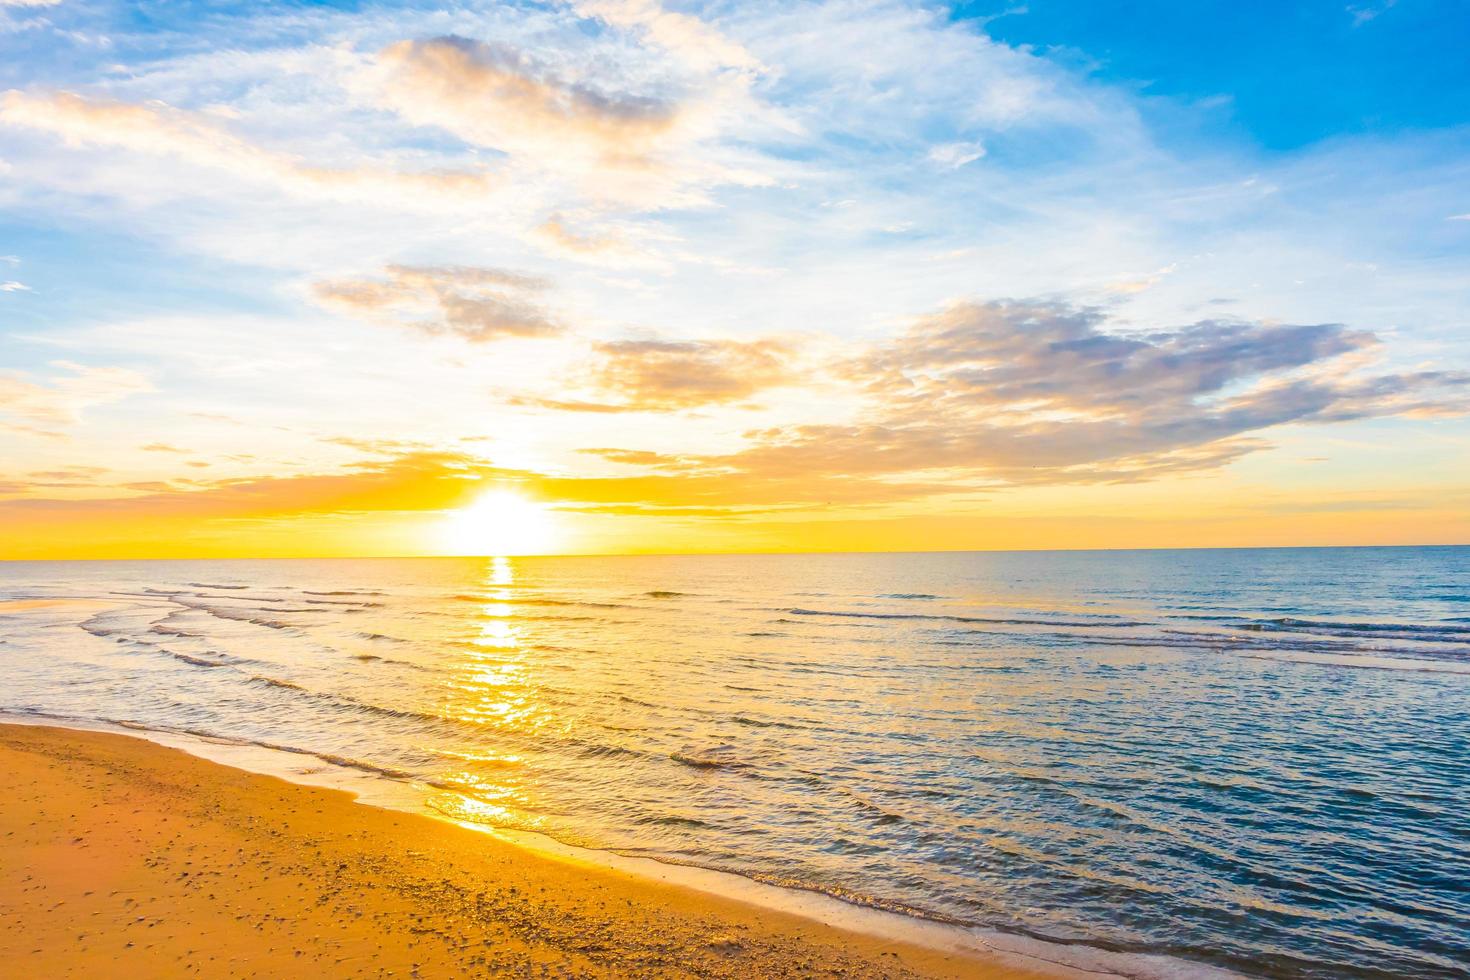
top-left (786, 607), bottom-right (1146, 629)
top-left (670, 745), bottom-right (746, 770)
top-left (878, 593), bottom-right (943, 600)
top-left (249, 675), bottom-right (305, 691)
top-left (304, 590), bottom-right (386, 597)
top-left (172, 652), bottom-right (229, 668)
top-left (167, 598), bottom-right (300, 632)
top-left (643, 591), bottom-right (689, 598)
top-left (197, 593), bottom-right (287, 603)
top-left (578, 742), bottom-right (645, 761)
top-left (429, 747), bottom-right (524, 768)
top-left (349, 652), bottom-right (430, 671)
top-left (149, 623), bottom-right (204, 639)
top-left (187, 582), bottom-right (248, 590)
top-left (1235, 617), bottom-right (1470, 643)
top-left (730, 715), bottom-right (802, 730)
top-left (636, 812), bottom-right (713, 828)
top-left (519, 596), bottom-right (633, 610)
top-left (835, 786), bottom-right (907, 825)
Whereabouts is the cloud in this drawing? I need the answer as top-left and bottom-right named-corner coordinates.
top-left (570, 0), bottom-right (763, 72)
top-left (587, 299), bottom-right (1469, 490)
top-left (0, 360), bottom-right (150, 427)
top-left (373, 32), bottom-right (772, 207)
top-left (0, 89), bottom-right (496, 203)
top-left (1106, 263), bottom-right (1176, 295)
top-left (0, 0), bottom-right (63, 6)
top-left (927, 140), bottom-right (986, 169)
top-left (1347, 0), bottom-right (1397, 26)
top-left (532, 213), bottom-right (673, 270)
top-left (847, 301), bottom-right (1376, 416)
top-left (514, 335), bottom-right (798, 412)
top-left (535, 214), bottom-right (633, 258)
top-left (0, 280), bottom-right (28, 291)
top-left (378, 36), bottom-right (678, 168)
top-left (313, 264), bottom-right (561, 343)
top-left (12, 465), bottom-right (108, 490)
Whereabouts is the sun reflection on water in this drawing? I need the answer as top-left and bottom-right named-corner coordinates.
top-left (451, 638), bottom-right (535, 726)
top-left (489, 555), bottom-right (513, 585)
top-left (432, 556), bottom-right (545, 828)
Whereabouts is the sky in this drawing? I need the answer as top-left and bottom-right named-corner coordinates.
top-left (0, 0), bottom-right (1467, 558)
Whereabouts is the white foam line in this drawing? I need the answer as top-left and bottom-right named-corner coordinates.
top-left (1247, 652), bottom-right (1470, 674)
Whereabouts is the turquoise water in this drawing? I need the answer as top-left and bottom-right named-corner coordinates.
top-left (1, 547), bottom-right (1467, 977)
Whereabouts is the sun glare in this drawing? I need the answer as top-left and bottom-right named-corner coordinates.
top-left (439, 491), bottom-right (558, 556)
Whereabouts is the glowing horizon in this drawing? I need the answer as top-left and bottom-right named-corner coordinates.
top-left (1, 1), bottom-right (1467, 559)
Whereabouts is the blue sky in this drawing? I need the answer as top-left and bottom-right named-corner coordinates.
top-left (959, 0), bottom-right (1470, 149)
top-left (0, 0), bottom-right (1467, 555)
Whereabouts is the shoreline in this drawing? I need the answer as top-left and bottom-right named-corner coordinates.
top-left (0, 721), bottom-right (1112, 978)
top-left (0, 711), bottom-right (1235, 980)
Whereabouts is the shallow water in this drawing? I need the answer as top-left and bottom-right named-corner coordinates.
top-left (1, 548), bottom-right (1467, 978)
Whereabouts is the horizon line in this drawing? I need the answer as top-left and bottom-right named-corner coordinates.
top-left (4, 541), bottom-right (1466, 563)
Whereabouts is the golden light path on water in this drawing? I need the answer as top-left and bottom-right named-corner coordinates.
top-left (431, 555), bottom-right (545, 830)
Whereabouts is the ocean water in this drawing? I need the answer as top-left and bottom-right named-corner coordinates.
top-left (1, 547), bottom-right (1467, 978)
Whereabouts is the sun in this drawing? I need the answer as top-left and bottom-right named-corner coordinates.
top-left (439, 490), bottom-right (559, 556)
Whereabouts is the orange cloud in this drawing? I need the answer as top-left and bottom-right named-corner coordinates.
top-left (533, 214), bottom-right (642, 263)
top-left (377, 36), bottom-right (678, 170)
top-left (512, 336), bottom-right (798, 412)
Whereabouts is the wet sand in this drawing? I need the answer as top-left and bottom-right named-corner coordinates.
top-left (0, 724), bottom-right (1071, 978)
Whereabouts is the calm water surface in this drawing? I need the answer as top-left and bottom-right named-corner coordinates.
top-left (2, 548), bottom-right (1467, 978)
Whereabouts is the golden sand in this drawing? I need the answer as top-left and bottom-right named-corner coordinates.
top-left (0, 724), bottom-right (1068, 978)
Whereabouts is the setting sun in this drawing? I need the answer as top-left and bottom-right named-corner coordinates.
top-left (439, 491), bottom-right (558, 557)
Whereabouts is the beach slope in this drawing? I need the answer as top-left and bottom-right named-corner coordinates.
top-left (0, 724), bottom-right (1063, 978)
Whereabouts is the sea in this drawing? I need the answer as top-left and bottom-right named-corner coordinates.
top-left (1, 547), bottom-right (1466, 978)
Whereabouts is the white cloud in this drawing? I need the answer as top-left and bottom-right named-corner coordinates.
top-left (0, 361), bottom-right (150, 427)
top-left (570, 0), bottom-right (763, 72)
top-left (927, 140), bottom-right (986, 169)
top-left (1347, 0), bottom-right (1397, 27)
top-left (0, 89), bottom-right (498, 205)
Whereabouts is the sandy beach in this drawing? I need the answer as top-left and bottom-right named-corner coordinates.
top-left (0, 723), bottom-right (1067, 979)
